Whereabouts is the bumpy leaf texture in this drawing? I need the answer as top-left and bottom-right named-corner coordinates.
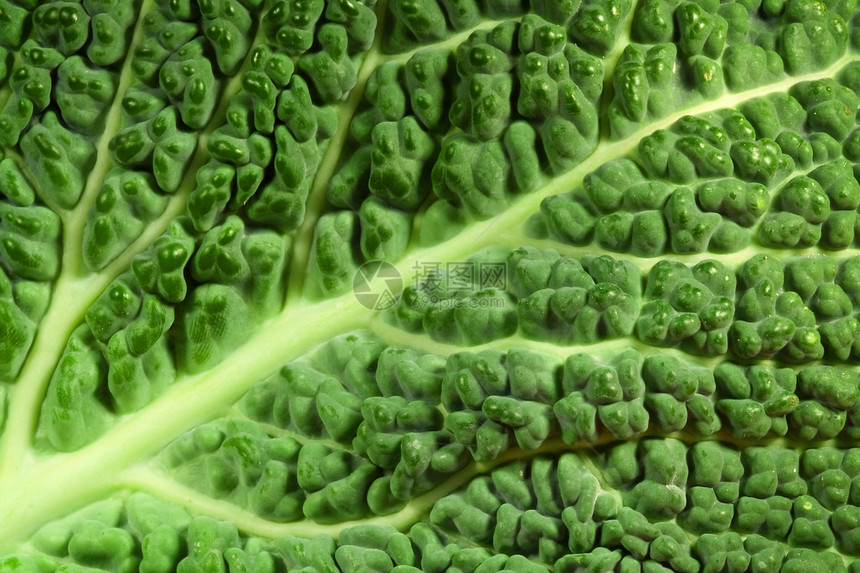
top-left (2, 0), bottom-right (860, 570)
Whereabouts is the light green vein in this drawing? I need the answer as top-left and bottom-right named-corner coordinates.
top-left (0, 6), bottom-right (280, 482)
top-left (285, 0), bottom-right (391, 302)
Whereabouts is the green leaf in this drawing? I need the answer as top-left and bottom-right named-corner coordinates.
top-left (1, 0), bottom-right (860, 570)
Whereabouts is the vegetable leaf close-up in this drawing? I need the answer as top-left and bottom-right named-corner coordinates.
top-left (4, 0), bottom-right (860, 570)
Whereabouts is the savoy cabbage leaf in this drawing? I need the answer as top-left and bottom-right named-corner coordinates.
top-left (1, 0), bottom-right (860, 570)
